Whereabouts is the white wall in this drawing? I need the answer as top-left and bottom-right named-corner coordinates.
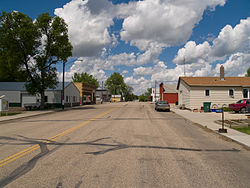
top-left (45, 90), bottom-right (61, 103)
top-left (0, 91), bottom-right (21, 103)
top-left (64, 83), bottom-right (80, 103)
top-left (189, 86), bottom-right (248, 109)
top-left (178, 80), bottom-right (190, 108)
top-left (151, 88), bottom-right (160, 102)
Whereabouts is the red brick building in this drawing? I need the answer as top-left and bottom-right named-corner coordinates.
top-left (159, 83), bottom-right (178, 104)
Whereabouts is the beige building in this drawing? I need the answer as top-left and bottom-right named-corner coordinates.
top-left (74, 82), bottom-right (97, 104)
top-left (177, 68), bottom-right (250, 110)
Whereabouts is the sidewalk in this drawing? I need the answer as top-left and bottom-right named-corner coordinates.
top-left (172, 108), bottom-right (250, 149)
top-left (0, 105), bottom-right (95, 123)
top-left (0, 109), bottom-right (56, 123)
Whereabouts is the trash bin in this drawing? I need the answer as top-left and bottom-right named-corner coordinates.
top-left (203, 102), bottom-right (211, 112)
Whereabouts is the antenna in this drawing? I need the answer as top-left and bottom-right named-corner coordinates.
top-left (183, 57), bottom-right (186, 76)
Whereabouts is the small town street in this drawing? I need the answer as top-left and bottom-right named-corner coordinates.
top-left (0, 102), bottom-right (250, 188)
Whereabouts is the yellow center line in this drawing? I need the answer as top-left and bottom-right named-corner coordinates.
top-left (0, 107), bottom-right (117, 168)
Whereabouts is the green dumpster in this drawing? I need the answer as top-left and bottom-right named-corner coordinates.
top-left (203, 102), bottom-right (211, 112)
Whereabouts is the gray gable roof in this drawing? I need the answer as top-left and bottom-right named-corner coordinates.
top-left (0, 82), bottom-right (71, 91)
top-left (163, 84), bottom-right (178, 93)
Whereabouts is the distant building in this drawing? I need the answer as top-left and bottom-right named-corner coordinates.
top-left (74, 82), bottom-right (97, 104)
top-left (151, 87), bottom-right (160, 102)
top-left (0, 82), bottom-right (80, 107)
top-left (111, 95), bottom-right (123, 102)
top-left (159, 83), bottom-right (178, 104)
top-left (96, 89), bottom-right (111, 103)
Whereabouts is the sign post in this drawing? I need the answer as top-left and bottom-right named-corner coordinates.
top-left (219, 109), bottom-right (227, 133)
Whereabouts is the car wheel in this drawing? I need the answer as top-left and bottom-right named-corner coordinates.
top-left (240, 108), bottom-right (246, 114)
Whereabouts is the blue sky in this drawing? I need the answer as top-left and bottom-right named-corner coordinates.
top-left (1, 0), bottom-right (250, 94)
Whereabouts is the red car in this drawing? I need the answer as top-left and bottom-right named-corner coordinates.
top-left (229, 99), bottom-right (250, 113)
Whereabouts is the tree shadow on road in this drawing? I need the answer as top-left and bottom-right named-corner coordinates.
top-left (0, 136), bottom-right (68, 188)
top-left (0, 135), bottom-right (241, 156)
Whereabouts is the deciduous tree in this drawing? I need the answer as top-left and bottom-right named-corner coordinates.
top-left (246, 67), bottom-right (250, 77)
top-left (0, 11), bottom-right (72, 109)
top-left (72, 72), bottom-right (99, 88)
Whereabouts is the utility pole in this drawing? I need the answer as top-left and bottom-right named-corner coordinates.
top-left (184, 57), bottom-right (186, 76)
top-left (155, 80), bottom-right (156, 102)
top-left (62, 61), bottom-right (65, 110)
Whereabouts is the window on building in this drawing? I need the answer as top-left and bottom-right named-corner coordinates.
top-left (66, 96), bottom-right (69, 102)
top-left (205, 89), bottom-right (210, 96)
top-left (229, 89), bottom-right (234, 97)
top-left (243, 89), bottom-right (249, 98)
top-left (44, 96), bottom-right (48, 103)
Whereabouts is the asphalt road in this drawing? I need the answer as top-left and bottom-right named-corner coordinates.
top-left (0, 102), bottom-right (250, 188)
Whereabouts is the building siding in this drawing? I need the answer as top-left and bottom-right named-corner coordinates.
top-left (163, 93), bottom-right (178, 104)
top-left (178, 80), bottom-right (190, 108)
top-left (189, 86), bottom-right (248, 109)
top-left (0, 82), bottom-right (80, 107)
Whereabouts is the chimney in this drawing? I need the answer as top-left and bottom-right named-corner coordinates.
top-left (220, 65), bottom-right (225, 80)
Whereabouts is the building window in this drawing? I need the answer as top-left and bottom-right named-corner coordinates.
top-left (229, 89), bottom-right (234, 97)
top-left (205, 89), bottom-right (210, 96)
top-left (243, 89), bottom-right (249, 98)
top-left (66, 96), bottom-right (69, 102)
top-left (44, 96), bottom-right (48, 103)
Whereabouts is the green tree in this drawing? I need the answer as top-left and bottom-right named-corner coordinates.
top-left (145, 88), bottom-right (152, 98)
top-left (105, 72), bottom-right (125, 95)
top-left (246, 67), bottom-right (250, 77)
top-left (139, 94), bottom-right (146, 102)
top-left (0, 11), bottom-right (72, 109)
top-left (0, 11), bottom-right (37, 82)
top-left (72, 72), bottom-right (99, 88)
top-left (123, 85), bottom-right (134, 101)
top-left (105, 72), bottom-right (136, 101)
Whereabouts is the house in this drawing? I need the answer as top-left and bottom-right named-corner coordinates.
top-left (151, 87), bottom-right (160, 102)
top-left (177, 66), bottom-right (250, 110)
top-left (96, 89), bottom-right (111, 103)
top-left (74, 82), bottom-right (97, 104)
top-left (159, 83), bottom-right (178, 104)
top-left (0, 82), bottom-right (80, 108)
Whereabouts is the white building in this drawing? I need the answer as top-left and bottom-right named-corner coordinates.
top-left (151, 87), bottom-right (160, 102)
top-left (0, 82), bottom-right (80, 108)
top-left (177, 67), bottom-right (250, 110)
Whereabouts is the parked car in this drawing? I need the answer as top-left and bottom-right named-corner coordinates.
top-left (155, 101), bottom-right (170, 112)
top-left (229, 99), bottom-right (250, 113)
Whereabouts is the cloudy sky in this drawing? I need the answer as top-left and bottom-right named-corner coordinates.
top-left (1, 0), bottom-right (250, 94)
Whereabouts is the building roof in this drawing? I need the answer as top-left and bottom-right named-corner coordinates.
top-left (177, 77), bottom-right (250, 89)
top-left (0, 82), bottom-right (71, 91)
top-left (163, 84), bottom-right (178, 93)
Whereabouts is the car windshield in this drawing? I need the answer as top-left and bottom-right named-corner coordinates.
top-left (236, 100), bottom-right (244, 104)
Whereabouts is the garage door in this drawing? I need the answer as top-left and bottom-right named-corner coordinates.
top-left (22, 95), bottom-right (37, 107)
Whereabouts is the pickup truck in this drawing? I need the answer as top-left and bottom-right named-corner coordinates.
top-left (229, 99), bottom-right (250, 113)
top-left (24, 102), bottom-right (40, 110)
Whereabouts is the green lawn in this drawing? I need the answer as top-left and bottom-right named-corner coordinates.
top-left (232, 126), bottom-right (250, 135)
top-left (0, 112), bottom-right (21, 116)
